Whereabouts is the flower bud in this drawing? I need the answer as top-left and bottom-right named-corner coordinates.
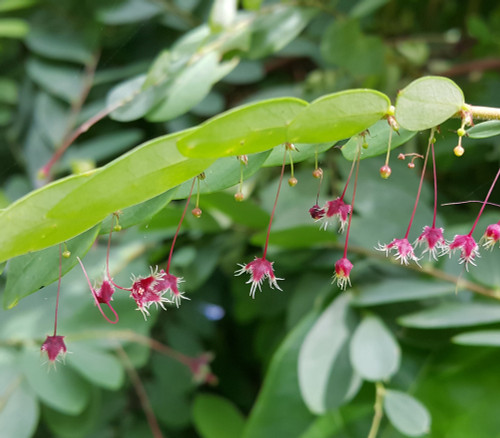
top-left (192, 207), bottom-right (202, 218)
top-left (454, 145), bottom-right (464, 157)
top-left (234, 192), bottom-right (244, 202)
top-left (408, 162), bottom-right (415, 169)
top-left (312, 168), bottom-right (323, 179)
top-left (288, 177), bottom-right (298, 187)
top-left (398, 153), bottom-right (405, 160)
top-left (62, 250), bottom-right (71, 258)
top-left (113, 224), bottom-right (122, 232)
top-left (379, 165), bottom-right (392, 179)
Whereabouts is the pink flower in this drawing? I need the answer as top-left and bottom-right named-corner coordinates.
top-left (235, 257), bottom-right (283, 299)
top-left (376, 238), bottom-right (420, 265)
top-left (41, 335), bottom-right (67, 363)
top-left (444, 234), bottom-right (479, 269)
top-left (95, 279), bottom-right (115, 304)
top-left (415, 226), bottom-right (446, 260)
top-left (481, 221), bottom-right (500, 250)
top-left (153, 269), bottom-right (188, 308)
top-left (309, 204), bottom-right (325, 220)
top-left (130, 269), bottom-right (173, 319)
top-left (320, 197), bottom-right (352, 232)
top-left (333, 257), bottom-right (353, 290)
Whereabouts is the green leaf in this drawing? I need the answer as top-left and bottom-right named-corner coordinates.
top-left (350, 0), bottom-right (389, 18)
top-left (298, 294), bottom-right (361, 414)
top-left (350, 279), bottom-right (455, 306)
top-left (177, 97), bottom-right (308, 158)
top-left (243, 0), bottom-right (262, 10)
top-left (3, 226), bottom-right (100, 309)
top-left (0, 362), bottom-right (39, 438)
top-left (398, 301), bottom-right (500, 329)
top-left (395, 76), bottom-right (464, 131)
top-left (467, 120), bottom-right (500, 138)
top-left (192, 393), bottom-right (245, 438)
top-left (349, 315), bottom-right (401, 382)
top-left (251, 225), bottom-right (338, 249)
top-left (287, 90), bottom-right (390, 143)
top-left (452, 330), bottom-right (500, 346)
top-left (97, 0), bottom-right (162, 24)
top-left (342, 120), bottom-right (417, 161)
top-left (383, 390), bottom-right (431, 436)
top-left (0, 77), bottom-right (18, 104)
top-left (263, 142), bottom-right (333, 167)
top-left (0, 0), bottom-right (38, 12)
top-left (210, 0), bottom-right (237, 30)
top-left (21, 348), bottom-right (91, 415)
top-left (0, 18), bottom-right (29, 38)
top-left (26, 58), bottom-right (83, 103)
top-left (66, 342), bottom-right (124, 390)
top-left (0, 131), bottom-right (213, 263)
top-left (242, 312), bottom-right (318, 438)
top-left (146, 52), bottom-right (220, 122)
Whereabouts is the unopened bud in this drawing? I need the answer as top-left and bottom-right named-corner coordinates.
top-left (380, 165), bottom-right (392, 179)
top-left (285, 143), bottom-right (297, 151)
top-left (288, 177), bottom-right (298, 187)
top-left (312, 168), bottom-right (323, 179)
top-left (62, 250), bottom-right (71, 258)
top-left (457, 128), bottom-right (466, 137)
top-left (113, 224), bottom-right (122, 232)
top-left (397, 153), bottom-right (405, 160)
top-left (362, 141), bottom-right (369, 149)
top-left (198, 173), bottom-right (206, 180)
top-left (454, 145), bottom-right (464, 157)
top-left (237, 155), bottom-right (248, 165)
top-left (408, 162), bottom-right (415, 169)
top-left (234, 192), bottom-right (244, 202)
top-left (192, 207), bottom-right (202, 218)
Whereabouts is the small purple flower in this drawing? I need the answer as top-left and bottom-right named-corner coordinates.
top-left (95, 279), bottom-right (115, 304)
top-left (309, 204), bottom-right (325, 220)
top-left (41, 335), bottom-right (67, 363)
top-left (130, 269), bottom-right (172, 319)
top-left (415, 225), bottom-right (446, 260)
top-left (377, 238), bottom-right (420, 265)
top-left (153, 269), bottom-right (188, 308)
top-left (481, 221), bottom-right (500, 250)
top-left (444, 234), bottom-right (479, 270)
top-left (235, 257), bottom-right (283, 299)
top-left (332, 257), bottom-right (353, 290)
top-left (320, 197), bottom-right (352, 232)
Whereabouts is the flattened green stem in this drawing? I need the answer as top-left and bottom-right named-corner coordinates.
top-left (367, 382), bottom-right (386, 438)
top-left (467, 105), bottom-right (500, 121)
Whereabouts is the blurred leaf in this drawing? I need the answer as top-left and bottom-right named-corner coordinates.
top-left (350, 0), bottom-right (389, 18)
top-left (350, 279), bottom-right (455, 306)
top-left (242, 312), bottom-right (318, 438)
top-left (191, 91), bottom-right (225, 117)
top-left (177, 97), bottom-right (308, 158)
top-left (0, 0), bottom-right (38, 12)
top-left (248, 5), bottom-right (317, 59)
top-left (0, 132), bottom-right (213, 262)
top-left (26, 28), bottom-right (93, 64)
top-left (108, 75), bottom-right (157, 122)
top-left (97, 0), bottom-right (162, 24)
top-left (398, 301), bottom-right (500, 329)
top-left (452, 330), bottom-right (500, 346)
top-left (146, 52), bottom-right (220, 122)
top-left (350, 314), bottom-right (401, 382)
top-left (21, 348), bottom-right (91, 415)
top-left (243, 0), bottom-right (263, 10)
top-left (3, 226), bottom-right (100, 309)
top-left (26, 58), bottom-right (83, 103)
top-left (251, 225), bottom-right (338, 249)
top-left (467, 120), bottom-right (500, 138)
top-left (384, 390), bottom-right (431, 437)
top-left (263, 142), bottom-right (333, 167)
top-left (298, 294), bottom-right (361, 414)
top-left (288, 90), bottom-right (390, 143)
top-left (66, 342), bottom-right (124, 390)
top-left (0, 78), bottom-right (18, 104)
top-left (223, 59), bottom-right (265, 84)
top-left (210, 0), bottom-right (237, 30)
top-left (193, 393), bottom-right (245, 438)
top-left (0, 362), bottom-right (39, 438)
top-left (0, 18), bottom-right (29, 38)
top-left (342, 120), bottom-right (417, 161)
top-left (395, 76), bottom-right (464, 131)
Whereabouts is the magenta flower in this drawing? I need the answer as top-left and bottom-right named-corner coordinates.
top-left (481, 221), bottom-right (500, 250)
top-left (415, 225), bottom-right (446, 260)
top-left (130, 269), bottom-right (173, 319)
top-left (153, 269), bottom-right (188, 308)
top-left (444, 234), bottom-right (479, 269)
top-left (333, 257), bottom-right (353, 290)
top-left (377, 238), bottom-right (420, 265)
top-left (41, 335), bottom-right (67, 363)
top-left (235, 257), bottom-right (283, 299)
top-left (309, 204), bottom-right (325, 220)
top-left (321, 198), bottom-right (352, 232)
top-left (95, 279), bottom-right (115, 304)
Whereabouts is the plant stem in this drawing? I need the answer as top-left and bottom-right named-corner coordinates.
top-left (53, 245), bottom-right (63, 336)
top-left (343, 145), bottom-right (361, 258)
top-left (367, 382), bottom-right (386, 438)
top-left (340, 153), bottom-right (357, 200)
top-left (262, 146), bottom-right (287, 260)
top-left (167, 177), bottom-right (196, 273)
top-left (431, 142), bottom-right (438, 228)
top-left (468, 168), bottom-right (500, 236)
top-left (467, 105), bottom-right (500, 121)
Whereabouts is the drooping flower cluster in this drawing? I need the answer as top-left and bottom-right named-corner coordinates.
top-left (235, 257), bottom-right (283, 299)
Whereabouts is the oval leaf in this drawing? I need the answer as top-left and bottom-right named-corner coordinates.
top-left (350, 314), bottom-right (401, 381)
top-left (298, 294), bottom-right (360, 414)
top-left (177, 97), bottom-right (308, 158)
top-left (384, 389), bottom-right (431, 436)
top-left (288, 89), bottom-right (390, 143)
top-left (452, 330), bottom-right (500, 346)
top-left (467, 120), bottom-right (500, 139)
top-left (395, 76), bottom-right (464, 131)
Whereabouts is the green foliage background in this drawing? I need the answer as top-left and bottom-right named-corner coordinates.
top-left (0, 0), bottom-right (500, 437)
